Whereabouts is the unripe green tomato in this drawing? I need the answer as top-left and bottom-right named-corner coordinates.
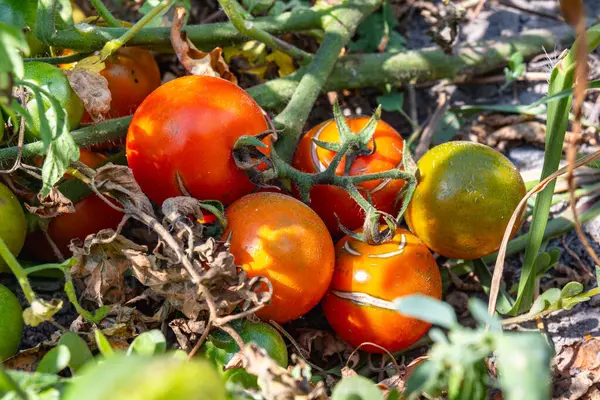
top-left (0, 284), bottom-right (24, 361)
top-left (0, 182), bottom-right (27, 273)
top-left (199, 319), bottom-right (288, 389)
top-left (22, 62), bottom-right (84, 139)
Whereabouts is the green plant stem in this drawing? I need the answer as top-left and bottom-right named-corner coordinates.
top-left (483, 198), bottom-right (600, 263)
top-left (510, 25), bottom-right (600, 315)
top-left (99, 0), bottom-right (175, 60)
top-left (0, 237), bottom-right (36, 304)
top-left (87, 0), bottom-right (122, 28)
top-left (24, 52), bottom-right (92, 64)
top-left (273, 0), bottom-right (382, 163)
top-left (218, 0), bottom-right (313, 63)
top-left (35, 0), bottom-right (331, 51)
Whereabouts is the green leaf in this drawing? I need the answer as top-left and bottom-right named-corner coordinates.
top-left (37, 345), bottom-right (71, 374)
top-left (330, 375), bottom-right (384, 400)
top-left (376, 92), bottom-right (404, 113)
top-left (0, 366), bottom-right (26, 397)
top-left (471, 259), bottom-right (514, 314)
top-left (454, 104), bottom-right (546, 117)
top-left (94, 330), bottom-right (115, 358)
top-left (405, 360), bottom-right (440, 398)
top-left (57, 332), bottom-right (93, 373)
top-left (529, 288), bottom-right (560, 315)
top-left (432, 111), bottom-right (462, 145)
top-left (468, 298), bottom-right (501, 331)
top-left (41, 130), bottom-right (79, 197)
top-left (0, 22), bottom-right (29, 79)
top-left (1, 368), bottom-right (65, 398)
top-left (560, 282), bottom-right (584, 298)
top-left (63, 355), bottom-right (227, 400)
top-left (348, 10), bottom-right (406, 53)
top-left (508, 52), bottom-right (524, 71)
top-left (393, 295), bottom-right (457, 329)
top-left (494, 332), bottom-right (553, 400)
top-left (127, 330), bottom-right (167, 356)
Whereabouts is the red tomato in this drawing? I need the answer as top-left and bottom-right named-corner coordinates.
top-left (322, 228), bottom-right (442, 353)
top-left (23, 150), bottom-right (123, 262)
top-left (223, 192), bottom-right (335, 323)
top-left (126, 75), bottom-right (269, 205)
top-left (292, 117), bottom-right (406, 238)
top-left (80, 47), bottom-right (161, 123)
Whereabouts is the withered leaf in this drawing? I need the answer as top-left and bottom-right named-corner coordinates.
top-left (169, 318), bottom-right (206, 351)
top-left (66, 68), bottom-right (111, 121)
top-left (25, 187), bottom-right (75, 218)
top-left (170, 7), bottom-right (237, 83)
top-left (297, 329), bottom-right (351, 360)
top-left (71, 230), bottom-right (146, 306)
top-left (93, 164), bottom-right (154, 215)
top-left (555, 336), bottom-right (600, 400)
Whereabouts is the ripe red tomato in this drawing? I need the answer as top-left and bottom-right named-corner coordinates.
top-left (126, 75), bottom-right (269, 205)
top-left (322, 228), bottom-right (442, 353)
top-left (223, 192), bottom-right (335, 323)
top-left (292, 117), bottom-right (406, 238)
top-left (79, 47), bottom-right (161, 123)
top-left (23, 150), bottom-right (123, 262)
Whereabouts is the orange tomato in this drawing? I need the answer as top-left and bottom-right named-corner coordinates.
top-left (322, 228), bottom-right (442, 353)
top-left (80, 47), bottom-right (161, 123)
top-left (292, 117), bottom-right (406, 238)
top-left (126, 75), bottom-right (269, 205)
top-left (223, 192), bottom-right (335, 323)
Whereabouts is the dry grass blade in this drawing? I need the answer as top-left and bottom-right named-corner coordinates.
top-left (488, 150), bottom-right (600, 316)
top-left (565, 2), bottom-right (600, 266)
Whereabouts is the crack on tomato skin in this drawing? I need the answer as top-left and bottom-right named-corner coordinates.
top-left (343, 241), bottom-right (362, 256)
top-left (367, 234), bottom-right (406, 259)
top-left (331, 290), bottom-right (396, 311)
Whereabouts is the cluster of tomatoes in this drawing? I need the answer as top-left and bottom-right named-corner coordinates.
top-left (1, 45), bottom-right (527, 363)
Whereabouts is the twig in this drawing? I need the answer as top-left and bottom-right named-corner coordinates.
top-left (218, 0), bottom-right (313, 63)
top-left (268, 320), bottom-right (328, 374)
top-left (188, 320), bottom-right (212, 358)
top-left (414, 87), bottom-right (454, 160)
top-left (497, 0), bottom-right (564, 22)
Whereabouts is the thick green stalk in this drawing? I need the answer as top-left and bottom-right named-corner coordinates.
top-left (273, 0), bottom-right (382, 163)
top-left (35, 0), bottom-right (329, 51)
top-left (510, 25), bottom-right (600, 315)
top-left (88, 0), bottom-right (122, 28)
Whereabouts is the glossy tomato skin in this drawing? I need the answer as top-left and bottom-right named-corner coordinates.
top-left (79, 47), bottom-right (161, 123)
top-left (223, 192), bottom-right (335, 323)
top-left (127, 75), bottom-right (269, 205)
top-left (405, 141), bottom-right (526, 260)
top-left (292, 117), bottom-right (406, 238)
top-left (0, 183), bottom-right (27, 273)
top-left (23, 150), bottom-right (123, 262)
top-left (322, 229), bottom-right (442, 353)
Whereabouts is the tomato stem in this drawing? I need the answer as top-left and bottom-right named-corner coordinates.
top-left (0, 237), bottom-right (37, 304)
top-left (87, 0), bottom-right (123, 29)
top-left (218, 0), bottom-right (313, 63)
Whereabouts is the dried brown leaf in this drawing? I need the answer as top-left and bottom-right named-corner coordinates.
top-left (554, 336), bottom-right (600, 400)
top-left (169, 318), bottom-right (207, 351)
top-left (71, 230), bottom-right (146, 306)
top-left (235, 344), bottom-right (328, 400)
top-left (170, 7), bottom-right (237, 83)
top-left (66, 69), bottom-right (111, 121)
top-left (297, 329), bottom-right (351, 360)
top-left (93, 164), bottom-right (153, 215)
top-left (25, 187), bottom-right (75, 218)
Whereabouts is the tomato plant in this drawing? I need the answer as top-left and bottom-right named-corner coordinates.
top-left (322, 228), bottom-right (442, 353)
top-left (292, 117), bottom-right (406, 238)
top-left (22, 62), bottom-right (84, 139)
top-left (77, 47), bottom-right (161, 124)
top-left (126, 75), bottom-right (269, 205)
top-left (0, 284), bottom-right (23, 361)
top-left (199, 319), bottom-right (288, 388)
top-left (0, 182), bottom-right (27, 274)
top-left (223, 192), bottom-right (335, 323)
top-left (22, 150), bottom-right (123, 262)
top-left (405, 141), bottom-right (526, 260)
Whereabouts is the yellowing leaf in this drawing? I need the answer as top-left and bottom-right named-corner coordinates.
top-left (266, 51), bottom-right (296, 77)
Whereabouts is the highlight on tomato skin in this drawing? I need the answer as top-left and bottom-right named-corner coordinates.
top-left (322, 228), bottom-right (442, 354)
top-left (292, 117), bottom-right (406, 238)
top-left (223, 192), bottom-right (335, 324)
top-left (126, 75), bottom-right (270, 206)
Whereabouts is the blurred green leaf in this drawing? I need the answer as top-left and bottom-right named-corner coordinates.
top-left (468, 298), bottom-right (501, 331)
top-left (433, 111), bottom-right (462, 145)
top-left (560, 282), bottom-right (584, 298)
top-left (58, 332), bottom-right (93, 373)
top-left (393, 295), bottom-right (457, 329)
top-left (495, 332), bottom-right (553, 400)
top-left (349, 9), bottom-right (406, 53)
top-left (0, 22), bottom-right (29, 80)
top-left (94, 330), bottom-right (115, 358)
top-left (376, 92), bottom-right (404, 113)
top-left (37, 345), bottom-right (70, 375)
top-left (127, 330), bottom-right (167, 356)
top-left (330, 375), bottom-right (384, 400)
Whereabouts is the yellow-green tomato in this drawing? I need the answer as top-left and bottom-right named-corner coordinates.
top-left (0, 284), bottom-right (23, 361)
top-left (406, 141), bottom-right (526, 260)
top-left (22, 62), bottom-right (84, 139)
top-left (0, 182), bottom-right (27, 273)
top-left (199, 319), bottom-right (288, 389)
